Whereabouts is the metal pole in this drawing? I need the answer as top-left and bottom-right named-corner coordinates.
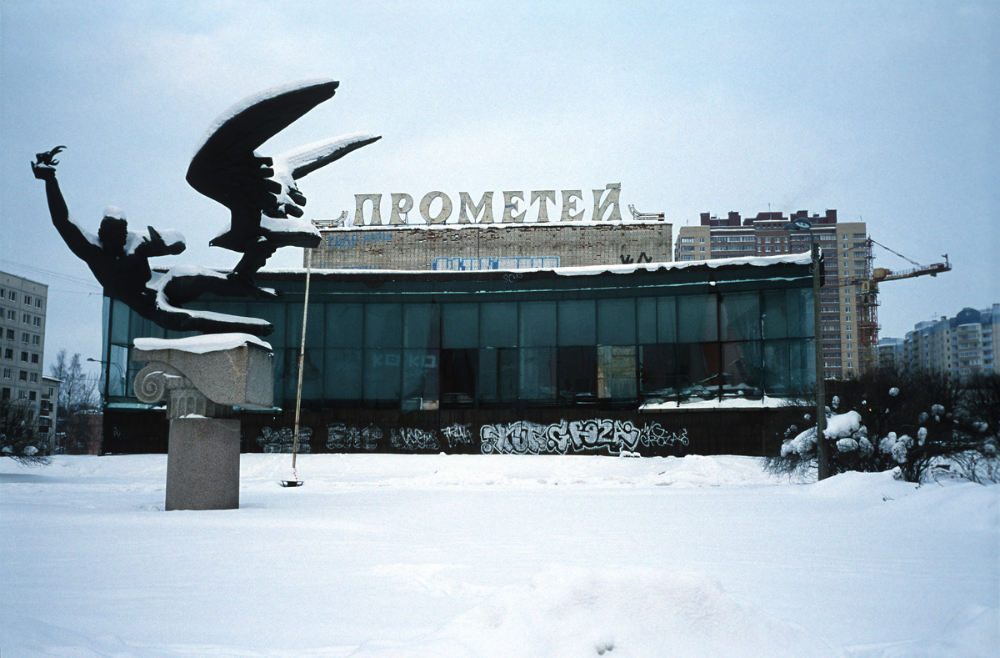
top-left (291, 249), bottom-right (312, 471)
top-left (812, 241), bottom-right (829, 480)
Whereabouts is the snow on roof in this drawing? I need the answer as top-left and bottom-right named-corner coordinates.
top-left (640, 395), bottom-right (799, 412)
top-left (134, 333), bottom-right (272, 354)
top-left (321, 219), bottom-right (675, 232)
top-left (258, 251), bottom-right (813, 278)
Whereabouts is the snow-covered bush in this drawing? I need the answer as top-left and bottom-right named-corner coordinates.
top-left (767, 366), bottom-right (999, 483)
top-left (1, 397), bottom-right (50, 466)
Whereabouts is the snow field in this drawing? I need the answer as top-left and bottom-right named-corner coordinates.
top-left (1, 453), bottom-right (997, 657)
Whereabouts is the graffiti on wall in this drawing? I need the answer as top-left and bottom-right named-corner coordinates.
top-left (390, 427), bottom-right (439, 451)
top-left (326, 423), bottom-right (383, 451)
top-left (261, 420), bottom-right (684, 455)
top-left (257, 427), bottom-right (313, 453)
top-left (323, 422), bottom-right (474, 452)
top-left (441, 423), bottom-right (474, 448)
top-left (480, 419), bottom-right (689, 455)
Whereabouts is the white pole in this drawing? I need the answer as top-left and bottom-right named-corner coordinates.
top-left (291, 249), bottom-right (312, 472)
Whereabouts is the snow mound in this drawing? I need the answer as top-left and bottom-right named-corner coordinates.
top-left (357, 567), bottom-right (842, 658)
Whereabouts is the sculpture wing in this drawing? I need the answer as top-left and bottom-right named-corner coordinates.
top-left (186, 79), bottom-right (380, 255)
top-left (186, 79), bottom-right (339, 209)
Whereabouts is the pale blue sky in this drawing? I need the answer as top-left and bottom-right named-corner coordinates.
top-left (2, 0), bottom-right (996, 374)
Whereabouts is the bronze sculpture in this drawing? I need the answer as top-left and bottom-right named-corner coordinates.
top-left (33, 80), bottom-right (379, 337)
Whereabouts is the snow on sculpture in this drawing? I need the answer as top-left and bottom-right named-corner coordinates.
top-left (32, 79), bottom-right (380, 337)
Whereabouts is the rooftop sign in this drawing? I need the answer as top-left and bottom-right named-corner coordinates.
top-left (351, 183), bottom-right (622, 226)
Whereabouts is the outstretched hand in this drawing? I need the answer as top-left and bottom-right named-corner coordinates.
top-left (31, 146), bottom-right (66, 180)
top-left (145, 226), bottom-right (186, 255)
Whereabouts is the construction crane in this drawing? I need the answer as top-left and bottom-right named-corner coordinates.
top-left (837, 238), bottom-right (952, 370)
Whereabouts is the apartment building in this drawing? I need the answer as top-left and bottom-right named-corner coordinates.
top-left (1, 271), bottom-right (50, 450)
top-left (901, 304), bottom-right (998, 381)
top-left (675, 209), bottom-right (869, 379)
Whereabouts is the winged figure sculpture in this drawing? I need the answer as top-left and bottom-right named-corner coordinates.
top-left (33, 79), bottom-right (379, 337)
top-left (188, 79), bottom-right (380, 284)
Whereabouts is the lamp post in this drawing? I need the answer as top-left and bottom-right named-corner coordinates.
top-left (87, 358), bottom-right (126, 399)
top-left (783, 218), bottom-right (829, 480)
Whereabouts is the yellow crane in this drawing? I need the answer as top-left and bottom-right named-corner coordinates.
top-left (839, 238), bottom-right (952, 370)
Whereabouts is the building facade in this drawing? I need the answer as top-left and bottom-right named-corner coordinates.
top-left (1, 271), bottom-right (50, 451)
top-left (877, 337), bottom-right (906, 371)
top-left (675, 209), bottom-right (869, 380)
top-left (310, 221), bottom-right (674, 271)
top-left (102, 254), bottom-right (816, 456)
top-left (900, 304), bottom-right (998, 381)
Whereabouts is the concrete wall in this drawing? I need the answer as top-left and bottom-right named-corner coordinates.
top-left (310, 222), bottom-right (674, 271)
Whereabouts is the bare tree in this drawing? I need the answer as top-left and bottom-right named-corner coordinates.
top-left (49, 350), bottom-right (99, 454)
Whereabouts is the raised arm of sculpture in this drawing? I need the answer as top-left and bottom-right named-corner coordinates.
top-left (33, 79), bottom-right (379, 339)
top-left (31, 146), bottom-right (101, 264)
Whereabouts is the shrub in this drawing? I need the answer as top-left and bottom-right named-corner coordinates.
top-left (768, 366), bottom-right (998, 483)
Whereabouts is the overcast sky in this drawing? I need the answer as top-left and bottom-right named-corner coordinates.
top-left (2, 0), bottom-right (997, 378)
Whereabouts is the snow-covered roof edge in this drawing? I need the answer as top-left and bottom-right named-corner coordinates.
top-left (257, 251), bottom-right (813, 277)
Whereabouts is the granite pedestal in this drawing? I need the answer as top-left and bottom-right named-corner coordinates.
top-left (132, 334), bottom-right (274, 511)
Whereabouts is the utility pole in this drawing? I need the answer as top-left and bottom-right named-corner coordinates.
top-left (812, 242), bottom-right (829, 480)
top-left (783, 218), bottom-right (829, 480)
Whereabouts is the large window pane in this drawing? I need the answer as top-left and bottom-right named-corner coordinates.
top-left (479, 347), bottom-right (517, 401)
top-left (558, 300), bottom-right (595, 346)
top-left (287, 303), bottom-right (325, 348)
top-left (284, 347), bottom-right (323, 401)
top-left (403, 304), bottom-right (440, 349)
top-left (365, 304), bottom-right (402, 349)
top-left (640, 344), bottom-right (679, 397)
top-left (677, 295), bottom-right (718, 342)
top-left (481, 303), bottom-right (517, 347)
top-left (441, 348), bottom-right (477, 406)
top-left (657, 297), bottom-right (678, 343)
top-left (519, 347), bottom-right (556, 401)
top-left (637, 298), bottom-right (656, 344)
top-left (677, 342), bottom-right (720, 394)
top-left (557, 346), bottom-right (596, 401)
top-left (721, 292), bottom-right (760, 341)
top-left (402, 348), bottom-right (439, 401)
top-left (519, 301), bottom-right (556, 347)
top-left (110, 298), bottom-right (131, 344)
top-left (326, 304), bottom-right (363, 348)
top-left (363, 349), bottom-right (401, 400)
top-left (598, 298), bottom-right (635, 345)
top-left (597, 345), bottom-right (636, 398)
top-left (324, 348), bottom-right (362, 399)
top-left (788, 289), bottom-right (813, 338)
top-left (442, 304), bottom-right (478, 349)
top-left (762, 291), bottom-right (789, 339)
top-left (722, 341), bottom-right (763, 394)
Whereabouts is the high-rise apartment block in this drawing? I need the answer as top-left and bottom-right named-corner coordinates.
top-left (900, 305), bottom-right (998, 381)
top-left (675, 209), bottom-right (869, 380)
top-left (1, 271), bottom-right (51, 450)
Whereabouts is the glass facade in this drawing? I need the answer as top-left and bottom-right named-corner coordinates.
top-left (104, 261), bottom-right (816, 410)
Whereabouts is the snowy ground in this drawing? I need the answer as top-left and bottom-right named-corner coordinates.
top-left (1, 453), bottom-right (997, 658)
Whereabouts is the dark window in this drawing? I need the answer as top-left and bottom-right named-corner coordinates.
top-left (557, 346), bottom-right (597, 401)
top-left (440, 348), bottom-right (477, 406)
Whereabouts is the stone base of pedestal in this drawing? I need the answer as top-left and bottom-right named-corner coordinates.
top-left (165, 417), bottom-right (241, 511)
